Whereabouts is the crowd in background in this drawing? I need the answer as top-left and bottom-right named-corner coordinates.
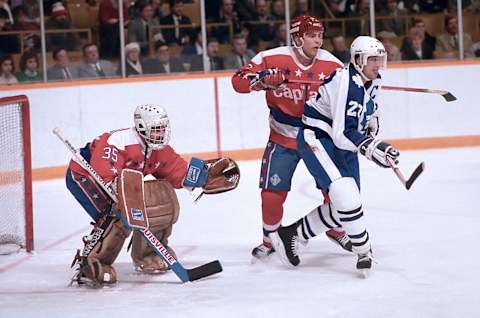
top-left (0, 0), bottom-right (479, 84)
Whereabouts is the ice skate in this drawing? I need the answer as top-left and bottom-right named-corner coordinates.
top-left (270, 222), bottom-right (301, 267)
top-left (326, 229), bottom-right (353, 252)
top-left (251, 243), bottom-right (275, 263)
top-left (356, 250), bottom-right (373, 278)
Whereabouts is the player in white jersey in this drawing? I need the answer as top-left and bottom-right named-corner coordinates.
top-left (270, 36), bottom-right (400, 277)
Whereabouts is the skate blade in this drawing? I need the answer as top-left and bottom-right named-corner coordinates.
top-left (134, 266), bottom-right (169, 274)
top-left (358, 268), bottom-right (371, 279)
top-left (250, 253), bottom-right (274, 265)
top-left (270, 233), bottom-right (298, 269)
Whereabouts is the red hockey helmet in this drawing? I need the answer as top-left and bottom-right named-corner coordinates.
top-left (289, 15), bottom-right (324, 40)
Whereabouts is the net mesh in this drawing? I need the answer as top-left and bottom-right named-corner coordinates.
top-left (0, 101), bottom-right (26, 250)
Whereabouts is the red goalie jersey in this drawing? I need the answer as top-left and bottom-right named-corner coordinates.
top-left (69, 127), bottom-right (188, 188)
top-left (232, 46), bottom-right (342, 149)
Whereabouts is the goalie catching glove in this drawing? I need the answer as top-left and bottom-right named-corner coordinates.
top-left (248, 68), bottom-right (286, 91)
top-left (359, 137), bottom-right (400, 168)
top-left (183, 157), bottom-right (240, 194)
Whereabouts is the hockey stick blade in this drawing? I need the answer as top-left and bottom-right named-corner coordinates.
top-left (187, 260), bottom-right (223, 282)
top-left (405, 162), bottom-right (425, 190)
top-left (442, 92), bottom-right (457, 102)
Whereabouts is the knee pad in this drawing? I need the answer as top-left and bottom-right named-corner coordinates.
top-left (329, 177), bottom-right (361, 212)
top-left (131, 180), bottom-right (179, 270)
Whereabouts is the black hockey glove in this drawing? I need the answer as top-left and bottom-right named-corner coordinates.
top-left (359, 137), bottom-right (399, 168)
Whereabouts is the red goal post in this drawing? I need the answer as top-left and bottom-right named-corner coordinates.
top-left (0, 95), bottom-right (33, 252)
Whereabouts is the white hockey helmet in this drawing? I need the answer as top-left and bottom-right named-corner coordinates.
top-left (134, 104), bottom-right (171, 150)
top-left (350, 36), bottom-right (387, 80)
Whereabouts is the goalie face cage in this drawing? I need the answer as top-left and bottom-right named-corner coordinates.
top-left (0, 95), bottom-right (33, 253)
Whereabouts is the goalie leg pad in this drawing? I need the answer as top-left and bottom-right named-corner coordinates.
top-left (72, 215), bottom-right (131, 286)
top-left (131, 180), bottom-right (180, 273)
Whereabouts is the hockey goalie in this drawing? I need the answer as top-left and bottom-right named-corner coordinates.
top-left (65, 104), bottom-right (240, 287)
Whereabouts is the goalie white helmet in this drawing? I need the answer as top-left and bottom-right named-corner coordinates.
top-left (134, 104), bottom-right (171, 150)
top-left (350, 36), bottom-right (387, 80)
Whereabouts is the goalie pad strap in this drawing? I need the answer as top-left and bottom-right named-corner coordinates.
top-left (82, 216), bottom-right (131, 265)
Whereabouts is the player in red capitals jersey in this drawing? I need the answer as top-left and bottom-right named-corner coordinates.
top-left (66, 104), bottom-right (232, 287)
top-left (231, 16), bottom-right (352, 260)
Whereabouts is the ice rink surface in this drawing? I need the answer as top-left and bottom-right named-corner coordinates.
top-left (0, 147), bottom-right (479, 318)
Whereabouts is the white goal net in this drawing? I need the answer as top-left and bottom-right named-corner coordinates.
top-left (0, 95), bottom-right (33, 253)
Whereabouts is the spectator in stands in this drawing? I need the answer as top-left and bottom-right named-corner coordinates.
top-left (378, 30), bottom-right (401, 61)
top-left (47, 47), bottom-right (78, 81)
top-left (19, 0), bottom-right (40, 24)
top-left (224, 34), bottom-right (255, 69)
top-left (120, 42), bottom-right (145, 77)
top-left (412, 17), bottom-right (436, 52)
top-left (251, 0), bottom-right (274, 42)
top-left (190, 37), bottom-right (224, 71)
top-left (16, 49), bottom-right (42, 82)
top-left (45, 3), bottom-right (78, 51)
top-left (159, 0), bottom-right (193, 45)
top-left (436, 15), bottom-right (474, 58)
top-left (99, 0), bottom-right (129, 59)
top-left (0, 0), bottom-right (13, 24)
top-left (128, 2), bottom-right (160, 56)
top-left (268, 22), bottom-right (287, 49)
top-left (0, 8), bottom-right (18, 55)
top-left (151, 0), bottom-right (163, 20)
top-left (234, 0), bottom-right (256, 21)
top-left (293, 0), bottom-right (314, 17)
top-left (377, 0), bottom-right (407, 36)
top-left (143, 40), bottom-right (184, 74)
top-left (11, 5), bottom-right (40, 50)
top-left (466, 0), bottom-right (480, 13)
top-left (210, 0), bottom-right (241, 44)
top-left (77, 43), bottom-right (116, 78)
top-left (0, 55), bottom-right (18, 84)
top-left (327, 0), bottom-right (348, 17)
top-left (330, 35), bottom-right (351, 63)
top-left (271, 0), bottom-right (285, 20)
top-left (181, 28), bottom-right (202, 70)
top-left (417, 0), bottom-right (448, 13)
top-left (401, 27), bottom-right (434, 60)
top-left (346, 0), bottom-right (370, 37)
top-left (240, 22), bottom-right (259, 52)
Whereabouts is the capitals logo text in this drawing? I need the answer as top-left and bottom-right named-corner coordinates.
top-left (273, 87), bottom-right (317, 104)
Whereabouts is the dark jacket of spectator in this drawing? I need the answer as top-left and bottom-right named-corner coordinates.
top-left (45, 3), bottom-right (78, 51)
top-left (99, 0), bottom-right (129, 58)
top-left (190, 55), bottom-right (224, 72)
top-left (143, 57), bottom-right (184, 74)
top-left (159, 9), bottom-right (192, 45)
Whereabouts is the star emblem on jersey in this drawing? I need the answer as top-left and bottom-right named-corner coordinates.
top-left (295, 69), bottom-right (302, 77)
top-left (270, 174), bottom-right (281, 186)
top-left (154, 162), bottom-right (161, 169)
top-left (318, 72), bottom-right (326, 80)
top-left (353, 74), bottom-right (364, 88)
top-left (110, 167), bottom-right (118, 175)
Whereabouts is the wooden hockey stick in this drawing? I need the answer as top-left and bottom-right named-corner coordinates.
top-left (286, 79), bottom-right (456, 102)
top-left (386, 156), bottom-right (425, 190)
top-left (381, 86), bottom-right (456, 102)
top-left (52, 128), bottom-right (222, 283)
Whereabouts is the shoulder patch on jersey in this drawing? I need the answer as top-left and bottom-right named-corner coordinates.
top-left (316, 49), bottom-right (344, 66)
top-left (107, 128), bottom-right (138, 151)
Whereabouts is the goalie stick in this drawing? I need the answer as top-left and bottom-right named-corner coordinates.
top-left (387, 156), bottom-right (425, 190)
top-left (286, 79), bottom-right (457, 102)
top-left (52, 128), bottom-right (222, 283)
